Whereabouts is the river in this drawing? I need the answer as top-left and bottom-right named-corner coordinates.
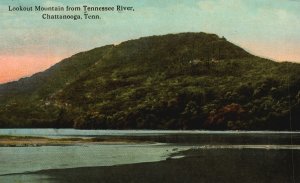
top-left (0, 129), bottom-right (299, 183)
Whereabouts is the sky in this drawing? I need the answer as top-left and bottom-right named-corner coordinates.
top-left (1, 0), bottom-right (300, 83)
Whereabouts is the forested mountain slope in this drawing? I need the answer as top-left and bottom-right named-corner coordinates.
top-left (0, 32), bottom-right (299, 130)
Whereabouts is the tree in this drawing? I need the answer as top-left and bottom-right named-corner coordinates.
top-left (205, 103), bottom-right (247, 130)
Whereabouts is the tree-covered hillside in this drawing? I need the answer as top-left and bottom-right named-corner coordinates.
top-left (0, 32), bottom-right (299, 130)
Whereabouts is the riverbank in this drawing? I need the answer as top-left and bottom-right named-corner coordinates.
top-left (0, 135), bottom-right (152, 147)
top-left (1, 129), bottom-right (300, 146)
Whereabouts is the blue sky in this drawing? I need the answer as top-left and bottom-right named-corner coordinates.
top-left (0, 0), bottom-right (300, 82)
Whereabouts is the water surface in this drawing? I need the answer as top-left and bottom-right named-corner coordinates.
top-left (0, 129), bottom-right (299, 183)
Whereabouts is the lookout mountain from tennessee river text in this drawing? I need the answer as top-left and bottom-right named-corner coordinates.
top-left (9, 5), bottom-right (132, 12)
top-left (8, 5), bottom-right (134, 20)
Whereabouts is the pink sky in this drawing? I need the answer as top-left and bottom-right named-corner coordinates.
top-left (237, 39), bottom-right (300, 62)
top-left (0, 55), bottom-right (65, 84)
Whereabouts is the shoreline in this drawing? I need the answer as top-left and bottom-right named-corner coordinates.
top-left (0, 135), bottom-right (154, 147)
top-left (1, 130), bottom-right (300, 147)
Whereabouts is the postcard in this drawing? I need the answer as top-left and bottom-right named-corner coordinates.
top-left (0, 0), bottom-right (299, 182)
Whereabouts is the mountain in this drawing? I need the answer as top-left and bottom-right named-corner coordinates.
top-left (0, 32), bottom-right (299, 130)
top-left (0, 45), bottom-right (113, 100)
